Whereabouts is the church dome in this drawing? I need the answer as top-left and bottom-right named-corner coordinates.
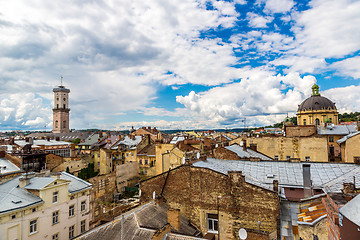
top-left (298, 84), bottom-right (336, 112)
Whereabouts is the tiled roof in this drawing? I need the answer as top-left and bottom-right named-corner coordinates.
top-left (225, 144), bottom-right (272, 160)
top-left (193, 158), bottom-right (360, 192)
top-left (111, 136), bottom-right (142, 150)
top-left (76, 202), bottom-right (200, 240)
top-left (137, 144), bottom-right (156, 156)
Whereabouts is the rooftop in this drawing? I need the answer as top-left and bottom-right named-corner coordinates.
top-left (317, 124), bottom-right (357, 136)
top-left (193, 158), bottom-right (360, 193)
top-left (225, 144), bottom-right (272, 160)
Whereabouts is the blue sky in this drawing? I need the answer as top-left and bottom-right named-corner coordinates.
top-left (0, 0), bottom-right (360, 131)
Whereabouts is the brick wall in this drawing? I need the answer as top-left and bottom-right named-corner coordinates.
top-left (212, 147), bottom-right (240, 160)
top-left (140, 166), bottom-right (279, 239)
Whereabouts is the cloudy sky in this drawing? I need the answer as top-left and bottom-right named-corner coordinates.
top-left (0, 0), bottom-right (359, 131)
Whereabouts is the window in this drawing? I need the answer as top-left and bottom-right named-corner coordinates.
top-left (97, 161), bottom-right (100, 166)
top-left (144, 169), bottom-right (147, 174)
top-left (30, 219), bottom-right (37, 234)
top-left (126, 153), bottom-right (129, 157)
top-left (69, 225), bottom-right (75, 239)
top-left (329, 136), bottom-right (334, 142)
top-left (32, 208), bottom-right (36, 212)
top-left (69, 205), bottom-right (75, 217)
top-left (11, 214), bottom-right (16, 219)
top-left (145, 160), bottom-right (148, 165)
top-left (63, 120), bottom-right (66, 128)
top-left (81, 220), bottom-right (86, 233)
top-left (139, 160), bottom-right (142, 165)
top-left (52, 211), bottom-right (59, 225)
top-left (55, 120), bottom-right (58, 128)
top-left (81, 201), bottom-right (86, 212)
top-left (207, 213), bottom-right (218, 233)
top-left (274, 155), bottom-right (279, 160)
top-left (286, 156), bottom-right (290, 161)
top-left (303, 119), bottom-right (306, 125)
top-left (131, 153), bottom-right (134, 157)
top-left (305, 156), bottom-right (310, 162)
top-left (53, 191), bottom-right (58, 203)
top-left (52, 233), bottom-right (59, 240)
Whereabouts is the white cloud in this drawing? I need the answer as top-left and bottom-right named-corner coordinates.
top-left (291, 0), bottom-right (360, 58)
top-left (331, 56), bottom-right (360, 79)
top-left (247, 13), bottom-right (274, 28)
top-left (270, 56), bottom-right (326, 73)
top-left (0, 93), bottom-right (51, 130)
top-left (264, 0), bottom-right (295, 14)
top-left (324, 85), bottom-right (360, 113)
top-left (176, 69), bottom-right (316, 126)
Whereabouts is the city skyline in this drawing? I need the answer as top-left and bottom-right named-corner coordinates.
top-left (0, 0), bottom-right (359, 131)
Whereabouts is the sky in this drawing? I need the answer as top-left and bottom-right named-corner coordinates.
top-left (0, 0), bottom-right (360, 131)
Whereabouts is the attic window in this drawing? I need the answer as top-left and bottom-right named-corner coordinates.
top-left (12, 200), bottom-right (22, 204)
top-left (267, 174), bottom-right (275, 178)
top-left (54, 181), bottom-right (57, 185)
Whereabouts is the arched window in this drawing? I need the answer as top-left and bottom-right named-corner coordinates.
top-left (55, 120), bottom-right (58, 128)
top-left (63, 120), bottom-right (66, 128)
top-left (63, 104), bottom-right (66, 109)
top-left (315, 118), bottom-right (320, 125)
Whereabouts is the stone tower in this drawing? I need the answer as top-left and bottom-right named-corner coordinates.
top-left (52, 83), bottom-right (70, 133)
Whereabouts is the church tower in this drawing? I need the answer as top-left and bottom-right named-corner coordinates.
top-left (52, 78), bottom-right (70, 133)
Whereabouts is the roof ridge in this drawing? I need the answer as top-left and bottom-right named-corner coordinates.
top-left (323, 167), bottom-right (360, 190)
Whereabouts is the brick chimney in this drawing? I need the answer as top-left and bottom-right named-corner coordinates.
top-left (0, 150), bottom-right (5, 158)
top-left (242, 140), bottom-right (247, 151)
top-left (249, 143), bottom-right (257, 151)
top-left (167, 208), bottom-right (180, 231)
top-left (273, 180), bottom-right (279, 193)
top-left (303, 164), bottom-right (312, 198)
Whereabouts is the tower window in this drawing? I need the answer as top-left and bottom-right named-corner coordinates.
top-left (57, 104), bottom-right (59, 109)
top-left (303, 119), bottom-right (306, 125)
top-left (55, 120), bottom-right (58, 128)
top-left (63, 121), bottom-right (66, 128)
top-left (63, 104), bottom-right (66, 109)
top-left (63, 98), bottom-right (66, 101)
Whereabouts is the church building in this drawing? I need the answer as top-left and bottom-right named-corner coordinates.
top-left (297, 84), bottom-right (339, 126)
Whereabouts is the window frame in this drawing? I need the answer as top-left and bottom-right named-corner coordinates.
top-left (81, 220), bottom-right (86, 233)
top-left (52, 233), bottom-right (59, 240)
top-left (81, 200), bottom-right (86, 212)
top-left (53, 191), bottom-right (58, 203)
top-left (52, 210), bottom-right (59, 225)
top-left (207, 213), bottom-right (219, 233)
top-left (69, 205), bottom-right (75, 217)
top-left (69, 225), bottom-right (75, 239)
top-left (29, 219), bottom-right (38, 235)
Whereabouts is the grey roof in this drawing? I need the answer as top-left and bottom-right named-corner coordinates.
top-left (298, 95), bottom-right (336, 111)
top-left (193, 158), bottom-right (360, 192)
top-left (170, 136), bottom-right (185, 145)
top-left (0, 158), bottom-right (21, 175)
top-left (78, 133), bottom-right (101, 146)
top-left (0, 176), bottom-right (43, 214)
top-left (15, 139), bottom-right (71, 147)
top-left (77, 202), bottom-right (200, 240)
top-left (53, 86), bottom-right (70, 92)
top-left (110, 135), bottom-right (142, 150)
top-left (60, 171), bottom-right (92, 193)
top-left (0, 172), bottom-right (91, 214)
top-left (225, 144), bottom-right (272, 160)
top-left (24, 177), bottom-right (56, 190)
top-left (27, 132), bottom-right (91, 141)
top-left (339, 194), bottom-right (360, 226)
top-left (317, 125), bottom-right (357, 136)
top-left (337, 131), bottom-right (360, 144)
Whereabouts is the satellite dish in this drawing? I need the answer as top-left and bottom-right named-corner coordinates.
top-left (182, 157), bottom-right (185, 164)
top-left (152, 191), bottom-right (156, 199)
top-left (196, 152), bottom-right (200, 159)
top-left (238, 228), bottom-right (247, 240)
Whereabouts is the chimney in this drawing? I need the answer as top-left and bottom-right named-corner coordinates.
top-left (0, 150), bottom-right (5, 158)
top-left (273, 180), bottom-right (279, 193)
top-left (29, 137), bottom-right (34, 145)
top-left (25, 137), bottom-right (29, 143)
top-left (249, 143), bottom-right (257, 151)
top-left (99, 132), bottom-right (103, 138)
top-left (46, 137), bottom-right (51, 142)
top-left (167, 208), bottom-right (180, 231)
top-left (148, 126), bottom-right (151, 130)
top-left (242, 140), bottom-right (247, 151)
top-left (303, 164), bottom-right (312, 198)
top-left (19, 174), bottom-right (33, 188)
top-left (55, 136), bottom-right (60, 141)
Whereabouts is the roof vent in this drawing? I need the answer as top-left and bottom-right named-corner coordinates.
top-left (267, 174), bottom-right (275, 178)
top-left (12, 200), bottom-right (22, 204)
